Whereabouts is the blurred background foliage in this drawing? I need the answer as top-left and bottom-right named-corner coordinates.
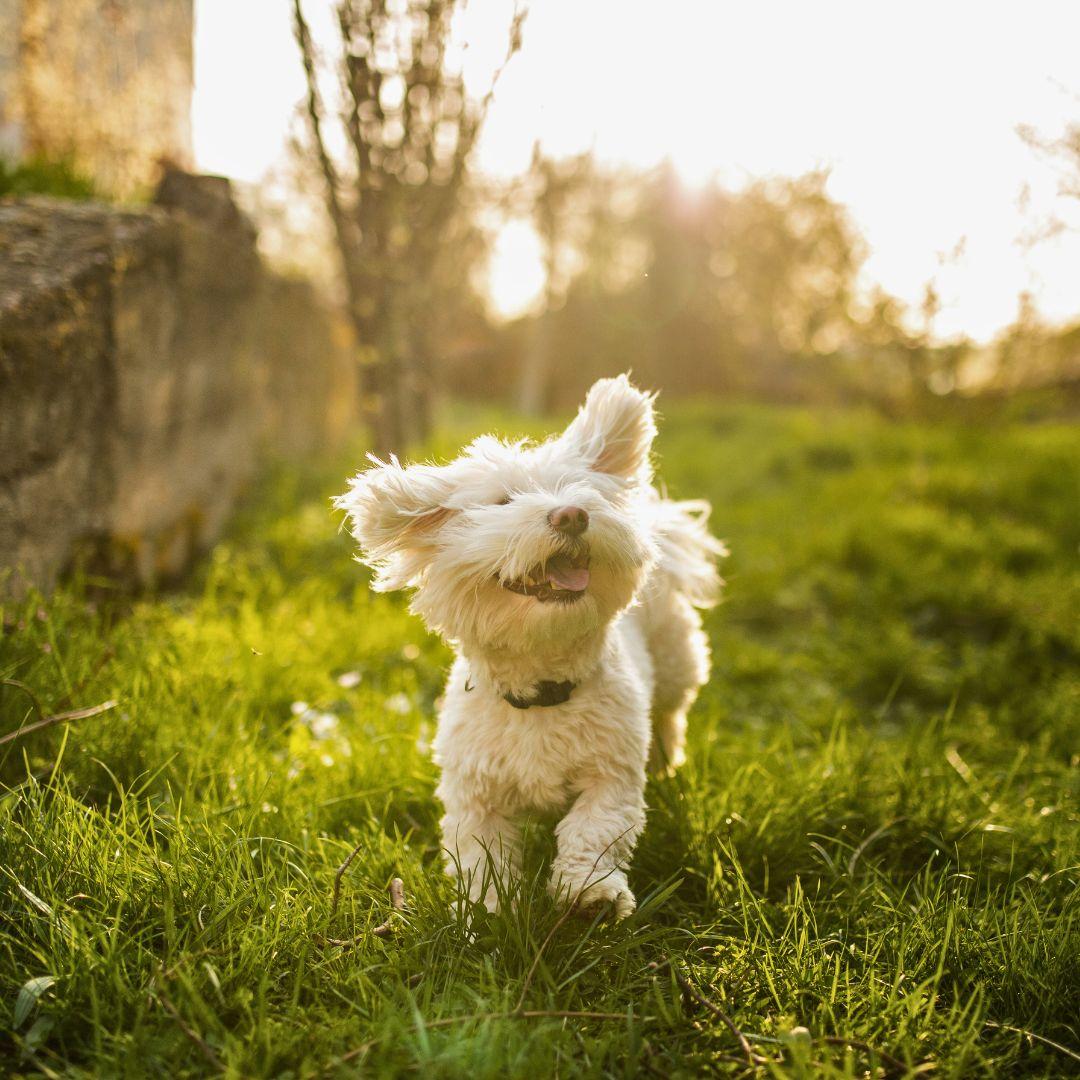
top-left (235, 0), bottom-right (1080, 436)
top-left (437, 155), bottom-right (1080, 417)
top-left (265, 116), bottom-right (1080, 424)
top-left (6, 1), bottom-right (1078, 431)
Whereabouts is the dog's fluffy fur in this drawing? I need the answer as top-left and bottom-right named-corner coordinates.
top-left (337, 375), bottom-right (724, 917)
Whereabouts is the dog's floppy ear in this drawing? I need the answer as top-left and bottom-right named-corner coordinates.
top-left (561, 374), bottom-right (657, 482)
top-left (335, 456), bottom-right (455, 590)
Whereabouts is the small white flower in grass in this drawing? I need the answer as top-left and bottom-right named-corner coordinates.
top-left (337, 670), bottom-right (362, 688)
top-left (416, 721), bottom-right (432, 754)
top-left (385, 692), bottom-right (412, 715)
top-left (305, 710), bottom-right (340, 740)
top-left (290, 701), bottom-right (309, 716)
top-left (782, 1027), bottom-right (813, 1062)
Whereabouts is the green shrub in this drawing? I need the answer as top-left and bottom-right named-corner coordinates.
top-left (0, 156), bottom-right (97, 200)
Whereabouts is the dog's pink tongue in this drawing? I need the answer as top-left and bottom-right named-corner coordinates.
top-left (547, 557), bottom-right (590, 591)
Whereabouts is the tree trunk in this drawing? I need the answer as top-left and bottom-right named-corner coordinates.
top-left (518, 308), bottom-right (553, 416)
top-left (350, 299), bottom-right (403, 456)
top-left (411, 362), bottom-right (433, 442)
top-left (405, 303), bottom-right (434, 442)
top-left (294, 0), bottom-right (400, 456)
top-left (367, 352), bottom-right (403, 456)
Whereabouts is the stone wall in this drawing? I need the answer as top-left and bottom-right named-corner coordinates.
top-left (0, 0), bottom-right (193, 196)
top-left (0, 174), bottom-right (357, 595)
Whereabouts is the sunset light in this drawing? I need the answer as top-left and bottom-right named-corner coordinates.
top-left (195, 0), bottom-right (1080, 337)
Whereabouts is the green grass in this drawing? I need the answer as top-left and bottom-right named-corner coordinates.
top-left (2, 401), bottom-right (1078, 1078)
top-left (0, 157), bottom-right (98, 200)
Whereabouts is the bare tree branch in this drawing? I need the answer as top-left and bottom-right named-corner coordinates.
top-left (294, 0), bottom-right (525, 448)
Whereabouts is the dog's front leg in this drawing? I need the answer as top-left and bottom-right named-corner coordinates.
top-left (439, 792), bottom-right (522, 915)
top-left (549, 777), bottom-right (645, 919)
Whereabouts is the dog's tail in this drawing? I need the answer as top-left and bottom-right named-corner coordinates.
top-left (647, 494), bottom-right (727, 609)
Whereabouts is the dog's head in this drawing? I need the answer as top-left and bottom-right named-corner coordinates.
top-left (337, 375), bottom-right (659, 651)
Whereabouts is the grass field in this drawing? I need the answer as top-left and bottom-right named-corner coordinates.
top-left (2, 401), bottom-right (1078, 1078)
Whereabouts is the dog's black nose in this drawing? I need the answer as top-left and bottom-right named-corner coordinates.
top-left (548, 506), bottom-right (589, 535)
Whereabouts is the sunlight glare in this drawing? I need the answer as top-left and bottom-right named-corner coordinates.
top-left (484, 219), bottom-right (546, 320)
top-left (194, 0), bottom-right (1080, 341)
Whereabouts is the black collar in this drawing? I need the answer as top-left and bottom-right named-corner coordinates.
top-left (503, 679), bottom-right (576, 710)
top-left (463, 672), bottom-right (577, 710)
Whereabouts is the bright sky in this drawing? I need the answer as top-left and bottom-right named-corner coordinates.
top-left (194, 0), bottom-right (1080, 340)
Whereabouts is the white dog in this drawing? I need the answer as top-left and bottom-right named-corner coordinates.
top-left (337, 375), bottom-right (724, 918)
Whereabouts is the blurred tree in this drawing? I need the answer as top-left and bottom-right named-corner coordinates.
top-left (1019, 118), bottom-right (1080, 205)
top-left (516, 147), bottom-right (595, 415)
top-left (998, 116), bottom-right (1080, 393)
top-left (293, 0), bottom-right (524, 452)
top-left (990, 291), bottom-right (1080, 392)
top-left (454, 161), bottom-right (997, 411)
top-left (506, 165), bottom-right (871, 407)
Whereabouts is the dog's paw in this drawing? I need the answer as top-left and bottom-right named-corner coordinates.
top-left (549, 864), bottom-right (636, 920)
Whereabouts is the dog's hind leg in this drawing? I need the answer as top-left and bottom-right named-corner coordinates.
top-left (643, 592), bottom-right (710, 774)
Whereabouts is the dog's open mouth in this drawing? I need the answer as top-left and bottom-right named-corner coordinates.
top-left (502, 551), bottom-right (590, 603)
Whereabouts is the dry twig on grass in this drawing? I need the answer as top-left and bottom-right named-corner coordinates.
top-left (650, 957), bottom-right (767, 1068)
top-left (652, 956), bottom-right (910, 1076)
top-left (814, 1035), bottom-right (908, 1076)
top-left (324, 845), bottom-right (406, 948)
top-left (984, 1020), bottom-right (1080, 1067)
top-left (328, 838), bottom-right (364, 923)
top-left (371, 877), bottom-right (407, 937)
top-left (0, 697), bottom-right (118, 748)
top-left (157, 990), bottom-right (224, 1072)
